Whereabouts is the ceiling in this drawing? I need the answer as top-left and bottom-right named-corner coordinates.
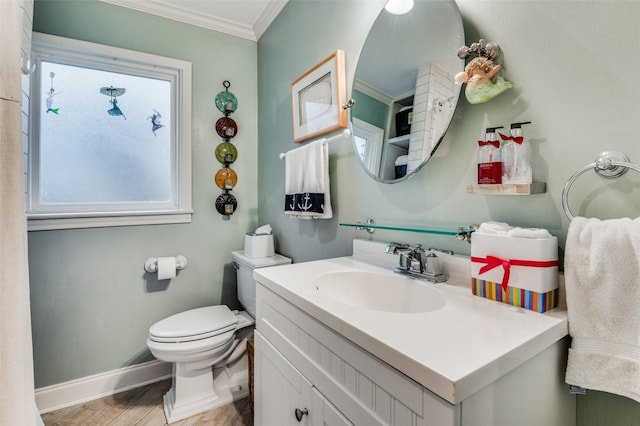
top-left (99, 0), bottom-right (289, 41)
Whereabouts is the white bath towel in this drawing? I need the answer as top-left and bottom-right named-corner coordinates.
top-left (564, 216), bottom-right (640, 402)
top-left (283, 138), bottom-right (332, 219)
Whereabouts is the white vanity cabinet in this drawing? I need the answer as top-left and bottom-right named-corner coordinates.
top-left (255, 284), bottom-right (459, 426)
top-left (254, 331), bottom-right (312, 425)
top-left (254, 332), bottom-right (351, 426)
top-left (255, 280), bottom-right (575, 426)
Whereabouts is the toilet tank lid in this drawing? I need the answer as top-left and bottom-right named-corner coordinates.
top-left (149, 305), bottom-right (237, 339)
top-left (231, 251), bottom-right (292, 268)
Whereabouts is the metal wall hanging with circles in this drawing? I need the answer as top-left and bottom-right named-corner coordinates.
top-left (214, 80), bottom-right (239, 219)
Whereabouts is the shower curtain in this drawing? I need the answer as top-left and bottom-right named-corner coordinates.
top-left (0, 1), bottom-right (37, 424)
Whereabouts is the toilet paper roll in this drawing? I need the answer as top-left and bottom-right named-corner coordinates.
top-left (157, 257), bottom-right (176, 280)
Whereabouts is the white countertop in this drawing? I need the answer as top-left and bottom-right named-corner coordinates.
top-left (253, 242), bottom-right (568, 405)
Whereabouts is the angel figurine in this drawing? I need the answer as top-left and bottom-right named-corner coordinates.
top-left (455, 40), bottom-right (512, 104)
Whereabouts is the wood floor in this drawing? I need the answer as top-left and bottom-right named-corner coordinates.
top-left (41, 379), bottom-right (253, 426)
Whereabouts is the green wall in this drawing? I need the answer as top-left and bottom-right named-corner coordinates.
top-left (352, 89), bottom-right (390, 131)
top-left (257, 0), bottom-right (640, 424)
top-left (30, 0), bottom-right (258, 387)
top-left (27, 0), bottom-right (640, 422)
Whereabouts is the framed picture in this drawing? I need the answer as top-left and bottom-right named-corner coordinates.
top-left (291, 50), bottom-right (347, 143)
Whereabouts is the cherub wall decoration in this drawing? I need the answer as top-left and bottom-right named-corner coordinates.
top-left (455, 39), bottom-right (512, 104)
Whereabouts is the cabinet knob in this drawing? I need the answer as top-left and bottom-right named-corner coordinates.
top-left (294, 407), bottom-right (309, 422)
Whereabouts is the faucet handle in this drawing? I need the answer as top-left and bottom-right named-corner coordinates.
top-left (385, 242), bottom-right (409, 254)
top-left (428, 247), bottom-right (454, 256)
top-left (410, 243), bottom-right (425, 252)
top-left (425, 252), bottom-right (442, 275)
top-left (408, 244), bottom-right (426, 273)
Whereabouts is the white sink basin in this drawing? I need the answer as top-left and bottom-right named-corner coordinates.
top-left (311, 271), bottom-right (446, 313)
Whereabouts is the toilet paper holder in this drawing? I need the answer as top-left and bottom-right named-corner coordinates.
top-left (144, 255), bottom-right (188, 273)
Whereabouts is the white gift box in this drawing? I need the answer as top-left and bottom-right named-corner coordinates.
top-left (470, 232), bottom-right (559, 311)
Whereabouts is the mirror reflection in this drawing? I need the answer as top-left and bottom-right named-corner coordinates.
top-left (351, 0), bottom-right (464, 183)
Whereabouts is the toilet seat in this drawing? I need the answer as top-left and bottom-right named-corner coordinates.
top-left (148, 305), bottom-right (238, 343)
top-left (146, 328), bottom-right (238, 365)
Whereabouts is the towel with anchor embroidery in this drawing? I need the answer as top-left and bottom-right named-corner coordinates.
top-left (284, 138), bottom-right (332, 219)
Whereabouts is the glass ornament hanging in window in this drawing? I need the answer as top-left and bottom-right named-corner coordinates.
top-left (100, 85), bottom-right (127, 119)
top-left (45, 72), bottom-right (61, 115)
top-left (148, 109), bottom-right (165, 136)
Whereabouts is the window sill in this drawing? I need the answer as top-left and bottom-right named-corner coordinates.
top-left (27, 212), bottom-right (192, 231)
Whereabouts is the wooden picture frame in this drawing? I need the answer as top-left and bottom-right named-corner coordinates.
top-left (291, 49), bottom-right (347, 143)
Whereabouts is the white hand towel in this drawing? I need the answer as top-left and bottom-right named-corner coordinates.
top-left (477, 221), bottom-right (552, 238)
top-left (507, 227), bottom-right (552, 239)
top-left (476, 221), bottom-right (513, 235)
top-left (564, 216), bottom-right (640, 402)
top-left (283, 138), bottom-right (332, 219)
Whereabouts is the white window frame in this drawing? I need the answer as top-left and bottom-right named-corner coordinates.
top-left (27, 33), bottom-right (192, 231)
top-left (352, 118), bottom-right (383, 177)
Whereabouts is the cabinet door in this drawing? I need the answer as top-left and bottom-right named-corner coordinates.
top-left (255, 331), bottom-right (313, 425)
top-left (311, 387), bottom-right (353, 426)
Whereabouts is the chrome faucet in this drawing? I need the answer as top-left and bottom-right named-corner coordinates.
top-left (407, 244), bottom-right (427, 274)
top-left (386, 242), bottom-right (447, 283)
top-left (428, 247), bottom-right (454, 256)
top-left (385, 242), bottom-right (409, 254)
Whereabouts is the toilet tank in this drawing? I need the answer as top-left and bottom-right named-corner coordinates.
top-left (231, 251), bottom-right (291, 318)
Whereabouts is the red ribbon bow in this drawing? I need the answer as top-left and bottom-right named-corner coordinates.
top-left (498, 133), bottom-right (524, 144)
top-left (471, 255), bottom-right (558, 293)
top-left (478, 140), bottom-right (500, 149)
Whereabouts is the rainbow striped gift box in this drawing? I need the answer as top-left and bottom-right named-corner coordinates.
top-left (471, 277), bottom-right (558, 313)
top-left (470, 232), bottom-right (559, 313)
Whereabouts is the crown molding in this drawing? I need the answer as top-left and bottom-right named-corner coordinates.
top-left (354, 79), bottom-right (393, 106)
top-left (99, 0), bottom-right (287, 41)
top-left (253, 0), bottom-right (288, 40)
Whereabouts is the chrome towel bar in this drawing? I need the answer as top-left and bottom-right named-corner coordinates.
top-left (279, 128), bottom-right (351, 159)
top-left (561, 151), bottom-right (640, 220)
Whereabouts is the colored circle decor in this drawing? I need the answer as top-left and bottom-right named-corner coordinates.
top-left (215, 116), bottom-right (238, 139)
top-left (215, 81), bottom-right (239, 219)
top-left (215, 167), bottom-right (238, 190)
top-left (215, 193), bottom-right (237, 215)
top-left (215, 90), bottom-right (238, 114)
top-left (215, 142), bottom-right (238, 164)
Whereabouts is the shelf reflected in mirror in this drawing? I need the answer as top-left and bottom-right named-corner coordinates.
top-left (350, 0), bottom-right (464, 183)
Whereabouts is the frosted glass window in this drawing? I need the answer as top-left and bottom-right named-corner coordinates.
top-left (28, 33), bottom-right (192, 230)
top-left (38, 61), bottom-right (172, 203)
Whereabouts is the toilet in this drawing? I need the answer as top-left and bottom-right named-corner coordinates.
top-left (146, 251), bottom-right (291, 423)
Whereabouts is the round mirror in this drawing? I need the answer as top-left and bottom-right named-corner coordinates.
top-left (351, 0), bottom-right (464, 183)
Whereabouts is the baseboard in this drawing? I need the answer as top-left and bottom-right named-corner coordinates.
top-left (35, 360), bottom-right (172, 414)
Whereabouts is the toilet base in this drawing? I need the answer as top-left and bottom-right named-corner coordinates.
top-left (163, 354), bottom-right (249, 424)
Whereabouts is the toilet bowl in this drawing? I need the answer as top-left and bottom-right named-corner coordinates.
top-left (147, 251), bottom-right (291, 424)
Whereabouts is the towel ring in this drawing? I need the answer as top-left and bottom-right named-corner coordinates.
top-left (561, 151), bottom-right (640, 220)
